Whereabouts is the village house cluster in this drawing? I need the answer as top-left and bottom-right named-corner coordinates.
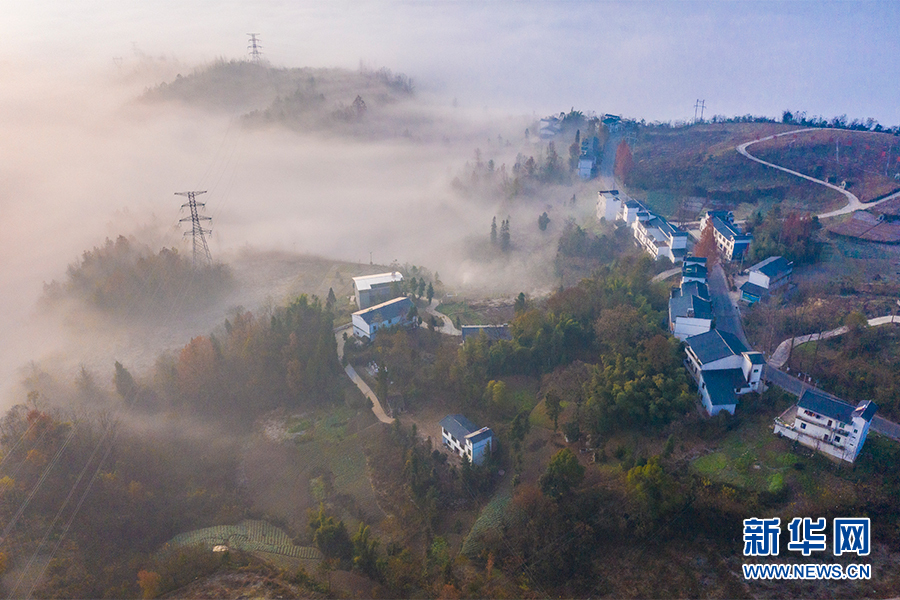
top-left (597, 193), bottom-right (881, 463)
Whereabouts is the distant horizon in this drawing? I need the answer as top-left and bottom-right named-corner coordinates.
top-left (5, 1), bottom-right (899, 126)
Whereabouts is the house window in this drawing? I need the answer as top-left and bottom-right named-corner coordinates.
top-left (800, 423), bottom-right (806, 430)
top-left (827, 420), bottom-right (832, 427)
top-left (835, 436), bottom-right (841, 443)
top-left (854, 429), bottom-right (858, 433)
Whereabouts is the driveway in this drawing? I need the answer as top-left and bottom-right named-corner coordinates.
top-left (334, 323), bottom-right (392, 424)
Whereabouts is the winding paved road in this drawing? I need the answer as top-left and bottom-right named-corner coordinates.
top-left (425, 298), bottom-right (461, 336)
top-left (334, 324), bottom-right (392, 423)
top-left (736, 128), bottom-right (900, 219)
top-left (768, 315), bottom-right (900, 369)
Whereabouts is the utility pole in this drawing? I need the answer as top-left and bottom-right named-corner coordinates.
top-left (693, 99), bottom-right (706, 124)
top-left (247, 33), bottom-right (262, 63)
top-left (175, 191), bottom-right (212, 268)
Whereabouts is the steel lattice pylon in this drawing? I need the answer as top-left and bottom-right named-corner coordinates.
top-left (175, 190), bottom-right (212, 267)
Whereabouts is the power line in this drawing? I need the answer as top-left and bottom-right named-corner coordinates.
top-left (174, 190), bottom-right (212, 268)
top-left (694, 99), bottom-right (706, 124)
top-left (247, 33), bottom-right (263, 63)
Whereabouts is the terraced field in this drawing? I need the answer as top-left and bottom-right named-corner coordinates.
top-left (164, 519), bottom-right (323, 561)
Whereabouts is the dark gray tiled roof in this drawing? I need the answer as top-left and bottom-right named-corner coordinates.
top-left (669, 293), bottom-right (713, 321)
top-left (703, 368), bottom-right (745, 406)
top-left (353, 296), bottom-right (413, 325)
top-left (685, 329), bottom-right (749, 364)
top-left (798, 389), bottom-right (855, 423)
top-left (746, 352), bottom-right (766, 365)
top-left (680, 281), bottom-right (710, 300)
top-left (682, 262), bottom-right (708, 279)
top-left (466, 427), bottom-right (494, 444)
top-left (852, 400), bottom-right (878, 422)
top-left (440, 414), bottom-right (478, 440)
top-left (740, 281), bottom-right (767, 297)
top-left (750, 256), bottom-right (792, 278)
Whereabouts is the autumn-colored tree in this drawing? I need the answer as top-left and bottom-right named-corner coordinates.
top-left (692, 221), bottom-right (720, 266)
top-left (136, 570), bottom-right (161, 599)
top-left (614, 139), bottom-right (634, 181)
top-left (175, 336), bottom-right (219, 408)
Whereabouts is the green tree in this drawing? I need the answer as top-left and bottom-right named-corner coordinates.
top-left (309, 504), bottom-right (353, 560)
top-left (544, 392), bottom-right (561, 431)
top-left (625, 456), bottom-right (681, 521)
top-left (539, 448), bottom-right (584, 499)
top-left (352, 523), bottom-right (380, 578)
top-left (426, 282), bottom-right (434, 304)
top-left (326, 287), bottom-right (337, 310)
top-left (490, 217), bottom-right (498, 245)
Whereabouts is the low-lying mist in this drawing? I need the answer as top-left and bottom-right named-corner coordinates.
top-left (0, 57), bottom-right (587, 410)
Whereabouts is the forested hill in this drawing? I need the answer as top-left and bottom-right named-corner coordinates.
top-left (141, 60), bottom-right (419, 137)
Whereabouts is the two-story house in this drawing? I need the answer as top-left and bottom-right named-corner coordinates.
top-left (683, 329), bottom-right (765, 415)
top-left (669, 279), bottom-right (713, 341)
top-left (774, 389), bottom-right (877, 463)
top-left (700, 210), bottom-right (752, 261)
top-left (740, 256), bottom-right (793, 303)
top-left (681, 256), bottom-right (708, 284)
top-left (440, 414), bottom-right (494, 465)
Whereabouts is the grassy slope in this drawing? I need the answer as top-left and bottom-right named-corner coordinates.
top-left (626, 123), bottom-right (845, 218)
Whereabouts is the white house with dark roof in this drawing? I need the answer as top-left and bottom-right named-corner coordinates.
top-left (351, 296), bottom-right (415, 339)
top-left (596, 191), bottom-right (622, 222)
top-left (748, 256), bottom-right (793, 290)
top-left (440, 414), bottom-right (493, 465)
top-left (774, 390), bottom-right (877, 463)
top-left (681, 256), bottom-right (708, 284)
top-left (683, 329), bottom-right (765, 415)
top-left (740, 256), bottom-right (793, 303)
top-left (700, 211), bottom-right (752, 261)
top-left (669, 281), bottom-right (713, 341)
top-left (352, 272), bottom-right (403, 309)
top-left (631, 206), bottom-right (689, 263)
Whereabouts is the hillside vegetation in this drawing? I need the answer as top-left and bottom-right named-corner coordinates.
top-left (624, 123), bottom-right (844, 217)
top-left (750, 128), bottom-right (900, 203)
top-left (142, 60), bottom-right (428, 139)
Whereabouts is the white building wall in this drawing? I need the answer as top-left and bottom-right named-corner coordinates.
top-left (597, 193), bottom-right (622, 222)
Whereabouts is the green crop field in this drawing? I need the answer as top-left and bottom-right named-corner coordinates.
top-left (461, 488), bottom-right (512, 557)
top-left (164, 520), bottom-right (323, 561)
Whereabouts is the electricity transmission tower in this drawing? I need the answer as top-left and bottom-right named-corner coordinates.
top-left (175, 191), bottom-right (212, 267)
top-left (247, 33), bottom-right (263, 63)
top-left (694, 99), bottom-right (706, 123)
